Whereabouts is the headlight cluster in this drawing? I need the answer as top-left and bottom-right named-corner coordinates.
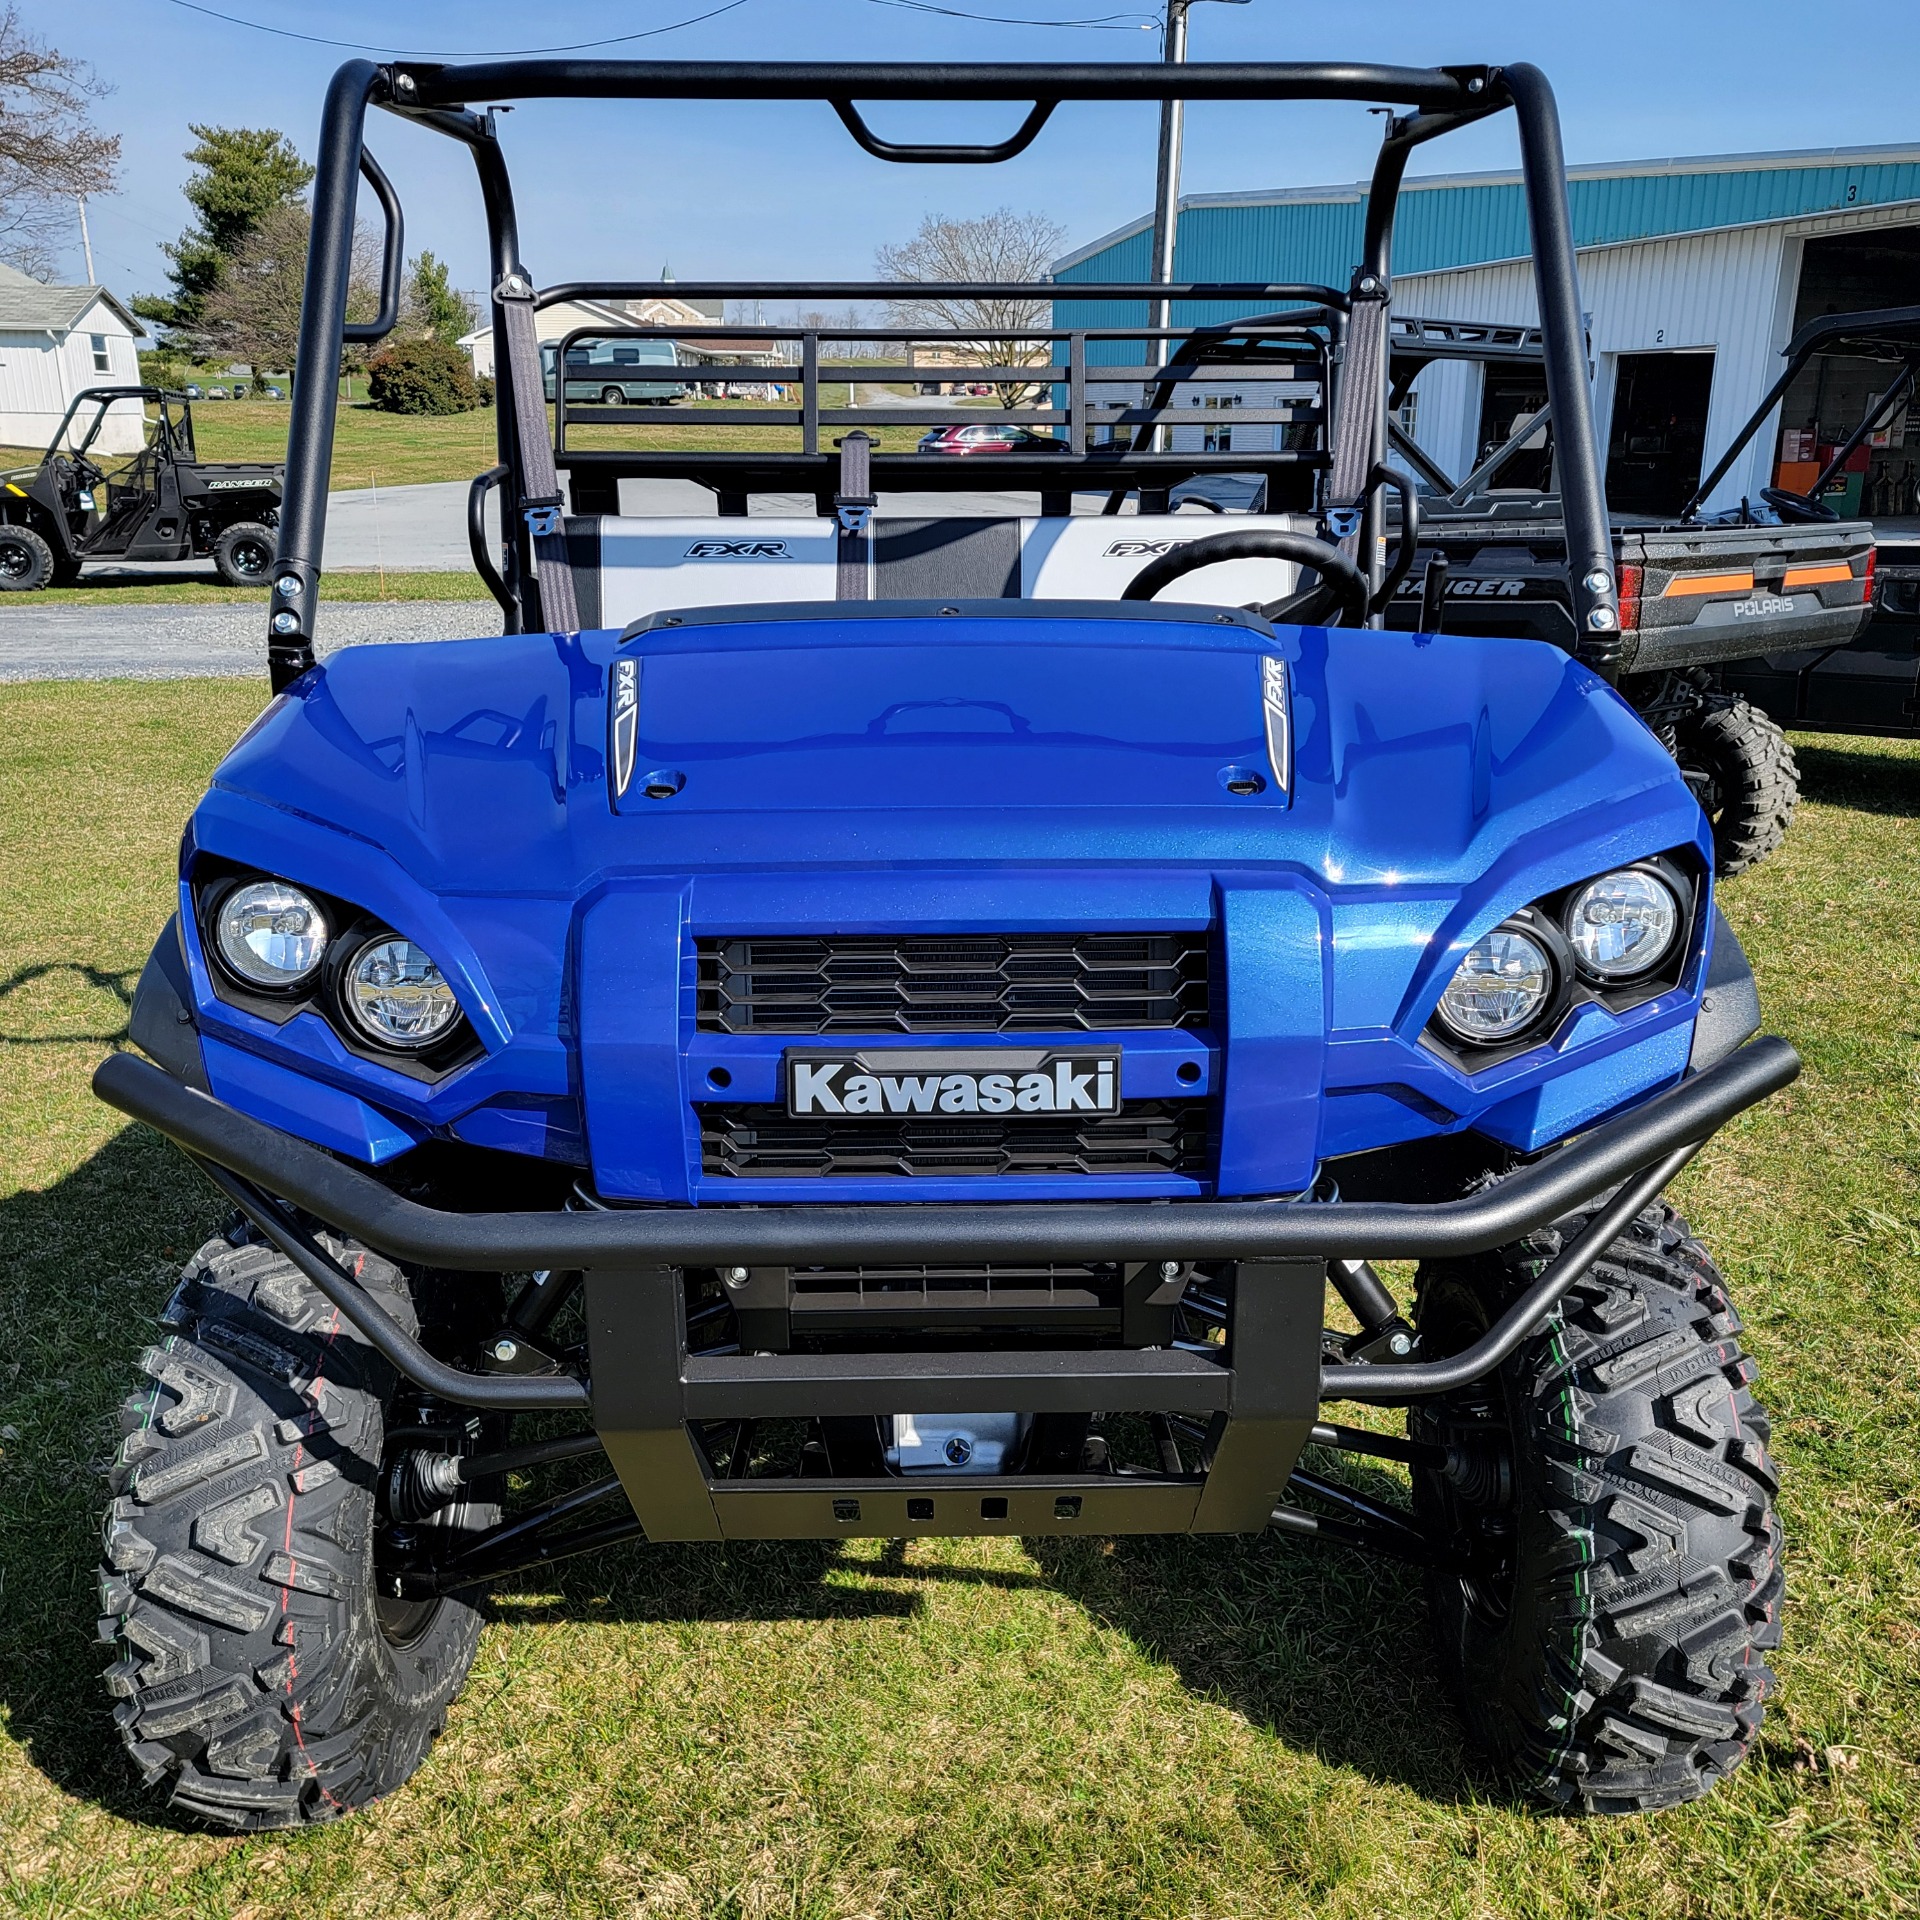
top-left (203, 872), bottom-right (465, 1057)
top-left (1431, 860), bottom-right (1689, 1054)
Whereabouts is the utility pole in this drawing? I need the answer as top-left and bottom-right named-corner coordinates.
top-left (76, 195), bottom-right (96, 283)
top-left (1146, 0), bottom-right (1246, 442)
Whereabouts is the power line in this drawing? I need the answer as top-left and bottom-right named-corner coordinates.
top-left (863, 0), bottom-right (1158, 24)
top-left (154, 0), bottom-right (751, 58)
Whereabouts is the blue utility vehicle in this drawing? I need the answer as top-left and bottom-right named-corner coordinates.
top-left (94, 54), bottom-right (1795, 1829)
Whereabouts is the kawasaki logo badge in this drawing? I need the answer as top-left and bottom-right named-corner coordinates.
top-left (785, 1048), bottom-right (1120, 1117)
top-left (1104, 539), bottom-right (1187, 559)
top-left (609, 655), bottom-right (639, 797)
top-left (685, 538), bottom-right (791, 559)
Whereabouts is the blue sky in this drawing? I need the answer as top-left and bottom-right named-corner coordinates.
top-left (44, 0), bottom-right (1920, 308)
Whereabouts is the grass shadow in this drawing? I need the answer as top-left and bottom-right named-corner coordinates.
top-left (0, 1122), bottom-right (228, 1826)
top-left (2, 1124), bottom-right (1496, 1821)
top-left (1026, 1490), bottom-right (1498, 1809)
top-left (0, 1126), bottom-right (944, 1824)
top-left (0, 960), bottom-right (138, 1045)
top-left (1792, 739), bottom-right (1920, 819)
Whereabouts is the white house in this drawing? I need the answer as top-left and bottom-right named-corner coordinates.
top-left (0, 262), bottom-right (145, 452)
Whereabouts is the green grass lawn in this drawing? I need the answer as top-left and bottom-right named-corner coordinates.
top-left (185, 397), bottom-right (947, 493)
top-left (9, 570), bottom-right (495, 609)
top-left (2, 682), bottom-right (1917, 1916)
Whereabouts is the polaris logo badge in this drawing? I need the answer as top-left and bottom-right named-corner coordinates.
top-left (785, 1048), bottom-right (1120, 1117)
top-left (1104, 539), bottom-right (1187, 559)
top-left (684, 539), bottom-right (792, 559)
top-left (1733, 595), bottom-right (1795, 618)
top-left (609, 655), bottom-right (639, 797)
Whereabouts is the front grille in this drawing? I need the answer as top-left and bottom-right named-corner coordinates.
top-left (700, 1099), bottom-right (1213, 1179)
top-left (696, 932), bottom-right (1210, 1035)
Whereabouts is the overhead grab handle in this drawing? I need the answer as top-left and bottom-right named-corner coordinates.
top-left (342, 146), bottom-right (404, 343)
top-left (830, 97), bottom-right (1057, 164)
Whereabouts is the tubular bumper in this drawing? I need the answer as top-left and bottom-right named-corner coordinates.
top-left (94, 1037), bottom-right (1796, 1269)
top-left (95, 1039), bottom-right (1795, 1540)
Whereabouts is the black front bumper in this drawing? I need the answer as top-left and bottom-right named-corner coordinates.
top-left (93, 1038), bottom-right (1798, 1542)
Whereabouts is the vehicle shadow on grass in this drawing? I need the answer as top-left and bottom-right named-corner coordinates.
top-left (507, 1472), bottom-right (1494, 1806)
top-left (0, 1122), bottom-right (229, 1829)
top-left (0, 1124), bottom-right (1491, 1820)
top-left (1028, 1509), bottom-right (1494, 1806)
top-left (1794, 740), bottom-right (1920, 818)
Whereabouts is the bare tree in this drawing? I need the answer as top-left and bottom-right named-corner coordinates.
top-left (875, 209), bottom-right (1065, 408)
top-left (198, 202), bottom-right (381, 384)
top-left (0, 8), bottom-right (120, 280)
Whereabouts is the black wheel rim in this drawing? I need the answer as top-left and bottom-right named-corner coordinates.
top-left (376, 1588), bottom-right (443, 1646)
top-left (0, 540), bottom-right (33, 580)
top-left (231, 539), bottom-right (271, 577)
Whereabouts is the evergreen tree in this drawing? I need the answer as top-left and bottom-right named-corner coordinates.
top-left (406, 250), bottom-right (476, 347)
top-left (135, 125), bottom-right (313, 332)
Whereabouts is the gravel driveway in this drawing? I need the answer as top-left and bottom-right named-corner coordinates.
top-left (0, 601), bottom-right (499, 683)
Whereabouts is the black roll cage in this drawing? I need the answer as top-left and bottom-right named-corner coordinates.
top-left (271, 56), bottom-right (1621, 691)
top-left (1683, 302), bottom-right (1920, 520)
top-left (43, 385), bottom-right (195, 466)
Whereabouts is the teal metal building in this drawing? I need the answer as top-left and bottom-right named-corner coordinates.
top-left (1054, 144), bottom-right (1920, 516)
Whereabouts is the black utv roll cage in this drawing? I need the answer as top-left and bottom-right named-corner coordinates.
top-left (1684, 303), bottom-right (1920, 521)
top-left (271, 56), bottom-right (1623, 692)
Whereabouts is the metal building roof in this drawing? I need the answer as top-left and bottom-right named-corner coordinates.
top-left (1054, 141), bottom-right (1920, 292)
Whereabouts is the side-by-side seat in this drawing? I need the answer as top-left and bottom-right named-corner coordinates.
top-left (565, 514), bottom-right (1316, 631)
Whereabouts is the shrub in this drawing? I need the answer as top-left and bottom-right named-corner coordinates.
top-left (365, 336), bottom-right (480, 415)
top-left (476, 373), bottom-right (496, 408)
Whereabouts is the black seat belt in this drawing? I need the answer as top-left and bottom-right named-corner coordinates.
top-left (834, 430), bottom-right (874, 601)
top-left (1326, 268), bottom-right (1389, 576)
top-left (494, 268), bottom-right (582, 634)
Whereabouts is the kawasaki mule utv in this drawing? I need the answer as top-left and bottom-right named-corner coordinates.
top-left (0, 386), bottom-right (281, 589)
top-left (94, 54), bottom-right (1794, 1829)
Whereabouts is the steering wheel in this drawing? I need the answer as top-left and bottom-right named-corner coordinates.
top-left (1120, 528), bottom-right (1372, 628)
top-left (1761, 485), bottom-right (1839, 525)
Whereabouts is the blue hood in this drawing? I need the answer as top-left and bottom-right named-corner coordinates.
top-left (184, 604), bottom-right (1711, 1201)
top-left (211, 606), bottom-right (1683, 891)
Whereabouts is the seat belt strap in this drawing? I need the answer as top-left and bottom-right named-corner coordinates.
top-left (1326, 270), bottom-right (1389, 567)
top-left (494, 269), bottom-right (582, 633)
top-left (834, 430), bottom-right (875, 601)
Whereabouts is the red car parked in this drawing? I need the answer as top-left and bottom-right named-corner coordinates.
top-left (918, 422), bottom-right (1067, 455)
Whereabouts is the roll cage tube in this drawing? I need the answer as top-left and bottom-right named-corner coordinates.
top-left (1683, 302), bottom-right (1920, 521)
top-left (267, 57), bottom-right (1615, 691)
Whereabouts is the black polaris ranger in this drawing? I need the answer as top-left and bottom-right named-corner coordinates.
top-left (0, 386), bottom-right (282, 589)
top-left (1367, 327), bottom-right (1875, 876)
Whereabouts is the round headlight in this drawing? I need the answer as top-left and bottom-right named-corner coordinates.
top-left (1564, 869), bottom-right (1679, 981)
top-left (344, 937), bottom-right (462, 1049)
top-left (215, 879), bottom-right (328, 987)
top-left (1435, 923), bottom-right (1555, 1044)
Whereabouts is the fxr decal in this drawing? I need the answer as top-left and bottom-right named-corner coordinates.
top-left (684, 539), bottom-right (792, 559)
top-left (610, 655), bottom-right (639, 797)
